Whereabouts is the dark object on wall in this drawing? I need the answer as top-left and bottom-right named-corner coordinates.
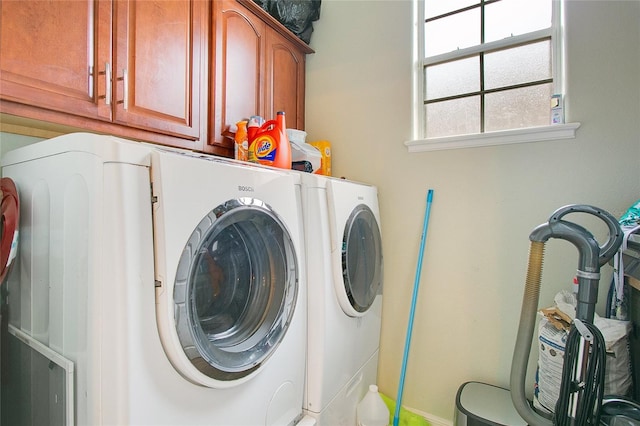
top-left (254, 0), bottom-right (321, 44)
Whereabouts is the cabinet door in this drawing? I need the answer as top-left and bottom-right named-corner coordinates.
top-left (113, 0), bottom-right (204, 140)
top-left (208, 0), bottom-right (265, 156)
top-left (0, 0), bottom-right (107, 119)
top-left (265, 29), bottom-right (306, 131)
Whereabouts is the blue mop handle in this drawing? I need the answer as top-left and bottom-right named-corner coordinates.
top-left (393, 189), bottom-right (434, 426)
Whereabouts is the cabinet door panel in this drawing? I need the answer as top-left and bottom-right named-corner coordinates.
top-left (266, 33), bottom-right (305, 130)
top-left (0, 0), bottom-right (102, 118)
top-left (209, 0), bottom-right (264, 154)
top-left (114, 0), bottom-right (202, 140)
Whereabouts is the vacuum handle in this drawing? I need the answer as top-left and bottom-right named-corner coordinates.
top-left (550, 204), bottom-right (623, 265)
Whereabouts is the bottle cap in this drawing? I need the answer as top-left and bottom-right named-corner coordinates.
top-left (248, 115), bottom-right (264, 127)
top-left (248, 116), bottom-right (264, 141)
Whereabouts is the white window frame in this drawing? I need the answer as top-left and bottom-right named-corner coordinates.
top-left (406, 0), bottom-right (579, 152)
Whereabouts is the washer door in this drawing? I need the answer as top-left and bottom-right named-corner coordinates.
top-left (172, 197), bottom-right (298, 384)
top-left (337, 204), bottom-right (383, 317)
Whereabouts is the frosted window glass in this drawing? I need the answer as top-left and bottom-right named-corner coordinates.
top-left (484, 83), bottom-right (553, 132)
top-left (419, 0), bottom-right (558, 141)
top-left (484, 41), bottom-right (551, 89)
top-left (426, 97), bottom-right (480, 138)
top-left (485, 0), bottom-right (552, 43)
top-left (426, 57), bottom-right (480, 100)
top-left (425, 8), bottom-right (479, 57)
top-left (425, 0), bottom-right (476, 20)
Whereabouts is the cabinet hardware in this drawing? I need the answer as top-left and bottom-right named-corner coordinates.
top-left (88, 66), bottom-right (94, 98)
top-left (117, 69), bottom-right (129, 110)
top-left (100, 62), bottom-right (112, 105)
top-left (123, 69), bottom-right (128, 110)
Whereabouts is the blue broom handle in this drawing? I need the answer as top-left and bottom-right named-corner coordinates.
top-left (393, 189), bottom-right (434, 426)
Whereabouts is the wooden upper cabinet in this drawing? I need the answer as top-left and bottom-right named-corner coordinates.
top-left (207, 0), bottom-right (313, 157)
top-left (265, 30), bottom-right (306, 131)
top-left (1, 0), bottom-right (310, 156)
top-left (0, 1), bottom-right (103, 118)
top-left (209, 0), bottom-right (263, 156)
top-left (112, 0), bottom-right (204, 140)
top-left (0, 0), bottom-right (206, 148)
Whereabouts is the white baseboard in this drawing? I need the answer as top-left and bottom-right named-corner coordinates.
top-left (402, 406), bottom-right (453, 426)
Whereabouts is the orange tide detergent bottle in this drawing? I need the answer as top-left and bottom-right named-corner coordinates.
top-left (248, 111), bottom-right (291, 169)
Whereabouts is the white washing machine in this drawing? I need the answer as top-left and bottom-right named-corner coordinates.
top-left (299, 173), bottom-right (383, 425)
top-left (1, 133), bottom-right (307, 425)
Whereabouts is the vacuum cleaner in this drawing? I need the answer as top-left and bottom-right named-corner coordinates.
top-left (510, 204), bottom-right (640, 426)
top-left (457, 204), bottom-right (640, 425)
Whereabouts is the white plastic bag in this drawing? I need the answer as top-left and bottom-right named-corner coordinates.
top-left (533, 291), bottom-right (632, 414)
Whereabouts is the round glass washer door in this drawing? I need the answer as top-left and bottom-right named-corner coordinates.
top-left (172, 197), bottom-right (298, 384)
top-left (337, 204), bottom-right (383, 317)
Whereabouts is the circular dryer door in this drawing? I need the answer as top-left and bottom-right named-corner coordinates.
top-left (337, 204), bottom-right (383, 317)
top-left (171, 197), bottom-right (298, 386)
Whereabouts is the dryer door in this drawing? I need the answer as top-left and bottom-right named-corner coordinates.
top-left (339, 204), bottom-right (383, 317)
top-left (170, 197), bottom-right (298, 386)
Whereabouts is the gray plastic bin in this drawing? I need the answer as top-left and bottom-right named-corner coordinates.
top-left (454, 382), bottom-right (527, 426)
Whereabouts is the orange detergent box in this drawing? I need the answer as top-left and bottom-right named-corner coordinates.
top-left (308, 140), bottom-right (331, 176)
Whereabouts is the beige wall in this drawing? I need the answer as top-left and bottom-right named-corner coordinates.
top-left (305, 0), bottom-right (640, 423)
top-left (0, 132), bottom-right (44, 157)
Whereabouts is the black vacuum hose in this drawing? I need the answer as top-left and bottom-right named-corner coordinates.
top-left (554, 321), bottom-right (607, 426)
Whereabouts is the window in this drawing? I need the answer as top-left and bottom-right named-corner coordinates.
top-left (408, 0), bottom-right (578, 151)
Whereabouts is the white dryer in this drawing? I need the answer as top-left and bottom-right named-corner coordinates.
top-left (1, 133), bottom-right (307, 425)
top-left (300, 173), bottom-right (383, 425)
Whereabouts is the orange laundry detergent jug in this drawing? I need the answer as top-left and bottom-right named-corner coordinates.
top-left (248, 111), bottom-right (291, 169)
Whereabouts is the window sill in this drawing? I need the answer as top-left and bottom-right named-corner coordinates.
top-left (404, 123), bottom-right (581, 152)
